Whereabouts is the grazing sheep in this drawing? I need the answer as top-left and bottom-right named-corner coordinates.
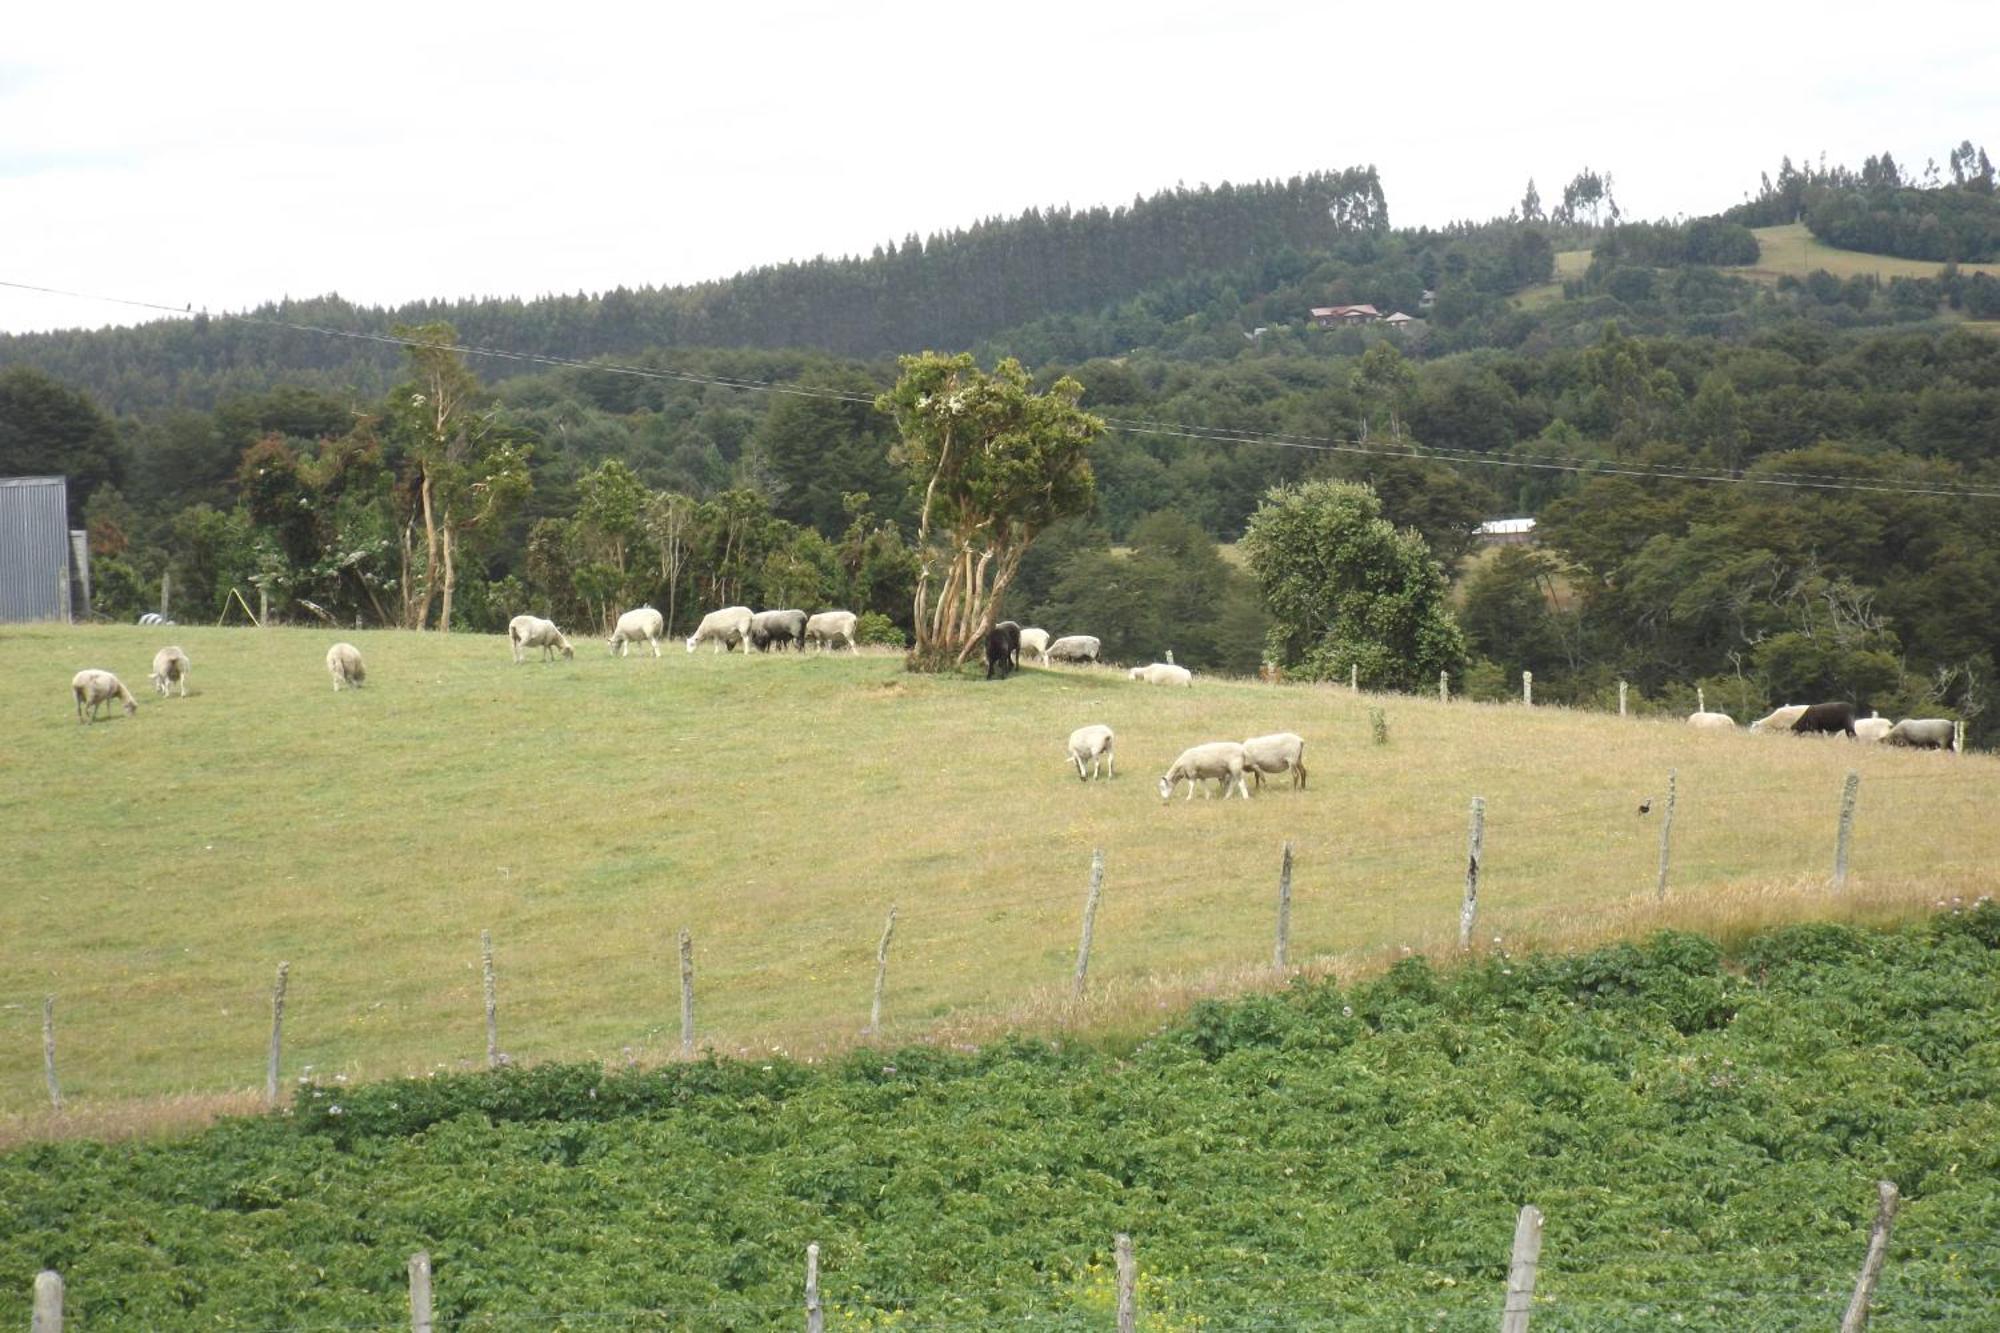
top-left (985, 620), bottom-right (1022, 680)
top-left (1242, 732), bottom-right (1307, 790)
top-left (1066, 724), bottom-right (1115, 781)
top-left (326, 642), bottom-right (365, 691)
top-left (150, 646), bottom-right (191, 697)
top-left (72, 669), bottom-right (138, 722)
top-left (1886, 718), bottom-right (1956, 750)
top-left (1686, 711), bottom-right (1734, 730)
top-left (686, 605), bottom-right (754, 653)
top-left (1128, 662), bottom-right (1193, 688)
top-left (804, 610), bottom-right (859, 653)
top-left (1792, 701), bottom-right (1858, 737)
top-left (1019, 627), bottom-right (1050, 664)
top-left (509, 614), bottom-right (575, 664)
top-left (1045, 634), bottom-right (1101, 665)
top-left (1158, 741), bottom-right (1251, 802)
top-left (1749, 704), bottom-right (1807, 733)
top-left (749, 609), bottom-right (808, 652)
top-left (607, 606), bottom-right (666, 658)
top-left (1854, 713), bottom-right (1894, 743)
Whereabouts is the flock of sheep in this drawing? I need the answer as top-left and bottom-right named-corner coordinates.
top-left (1688, 692), bottom-right (1961, 750)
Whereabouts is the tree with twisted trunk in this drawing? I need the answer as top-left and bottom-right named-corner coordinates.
top-left (876, 353), bottom-right (1103, 672)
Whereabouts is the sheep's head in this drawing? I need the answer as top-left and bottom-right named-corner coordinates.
top-left (1158, 775), bottom-right (1174, 802)
top-left (684, 635), bottom-right (700, 653)
top-left (560, 643), bottom-right (575, 661)
top-left (122, 698), bottom-right (138, 717)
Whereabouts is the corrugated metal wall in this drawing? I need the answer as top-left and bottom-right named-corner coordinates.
top-left (0, 476), bottom-right (73, 622)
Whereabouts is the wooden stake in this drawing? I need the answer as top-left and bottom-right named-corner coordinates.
top-left (1839, 1180), bottom-right (1899, 1333)
top-left (1274, 842), bottom-right (1293, 970)
top-left (1439, 669), bottom-right (1448, 704)
top-left (1833, 770), bottom-right (1861, 889)
top-left (481, 930), bottom-right (498, 1068)
top-left (868, 906), bottom-right (897, 1035)
top-left (408, 1251), bottom-right (433, 1333)
top-left (266, 961), bottom-right (289, 1109)
top-left (1115, 1233), bottom-right (1137, 1333)
top-left (1501, 1205), bottom-right (1543, 1333)
top-left (1349, 662), bottom-right (1359, 692)
top-left (1654, 771), bottom-right (1677, 902)
top-left (160, 568), bottom-right (171, 619)
top-left (1073, 848), bottom-right (1106, 1002)
top-left (258, 584), bottom-right (270, 627)
top-left (1953, 719), bottom-right (1965, 754)
top-left (805, 1241), bottom-right (824, 1333)
top-left (1697, 685), bottom-right (1706, 715)
top-left (42, 995), bottom-right (61, 1113)
top-left (1459, 797), bottom-right (1485, 950)
top-left (1522, 671), bottom-right (1533, 706)
top-left (1618, 679), bottom-right (1628, 717)
top-left (32, 1270), bottom-right (62, 1333)
top-left (679, 928), bottom-right (695, 1057)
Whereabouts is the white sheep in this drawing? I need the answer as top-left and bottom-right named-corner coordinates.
top-left (1158, 741), bottom-right (1251, 802)
top-left (150, 646), bottom-right (191, 697)
top-left (326, 642), bottom-right (366, 690)
top-left (1686, 711), bottom-right (1735, 731)
top-left (1749, 704), bottom-right (1806, 733)
top-left (508, 614), bottom-right (574, 663)
top-left (686, 605), bottom-right (754, 653)
top-left (1044, 634), bottom-right (1101, 665)
top-left (607, 605), bottom-right (666, 657)
top-left (1854, 713), bottom-right (1894, 743)
top-left (1128, 662), bottom-right (1192, 687)
top-left (72, 669), bottom-right (138, 722)
top-left (1066, 724), bottom-right (1115, 781)
top-left (1019, 627), bottom-right (1050, 664)
top-left (804, 610), bottom-right (860, 653)
top-left (1242, 732), bottom-right (1307, 790)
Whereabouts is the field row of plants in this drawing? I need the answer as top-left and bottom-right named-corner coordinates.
top-left (6, 910), bottom-right (1999, 1328)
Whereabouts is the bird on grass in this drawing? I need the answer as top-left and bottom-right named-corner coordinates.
top-left (1637, 799), bottom-right (1653, 816)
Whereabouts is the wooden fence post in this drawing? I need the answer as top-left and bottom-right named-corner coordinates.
top-left (1618, 680), bottom-right (1628, 717)
top-left (868, 906), bottom-right (897, 1035)
top-left (481, 930), bottom-right (499, 1068)
top-left (1833, 771), bottom-right (1861, 889)
top-left (1350, 663), bottom-right (1359, 692)
top-left (1953, 719), bottom-right (1965, 754)
top-left (1440, 669), bottom-right (1449, 704)
top-left (258, 584), bottom-right (270, 628)
top-left (679, 928), bottom-right (695, 1057)
top-left (1696, 686), bottom-right (1706, 715)
top-left (1073, 848), bottom-right (1106, 1002)
top-left (1839, 1180), bottom-right (1899, 1333)
top-left (1274, 842), bottom-right (1293, 970)
top-left (31, 1270), bottom-right (62, 1333)
top-left (1501, 1205), bottom-right (1543, 1333)
top-left (408, 1251), bottom-right (433, 1333)
top-left (1522, 671), bottom-right (1533, 706)
top-left (266, 961), bottom-right (290, 1109)
top-left (1459, 797), bottom-right (1485, 950)
top-left (805, 1241), bottom-right (824, 1333)
top-left (1654, 771), bottom-right (1677, 902)
top-left (1115, 1232), bottom-right (1137, 1333)
top-left (159, 569), bottom-right (171, 619)
top-left (42, 995), bottom-right (61, 1113)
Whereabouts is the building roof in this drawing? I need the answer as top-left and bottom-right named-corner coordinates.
top-left (1309, 304), bottom-right (1382, 319)
top-left (1477, 517), bottom-right (1537, 536)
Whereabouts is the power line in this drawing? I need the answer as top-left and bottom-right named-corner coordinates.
top-left (6, 277), bottom-right (1999, 501)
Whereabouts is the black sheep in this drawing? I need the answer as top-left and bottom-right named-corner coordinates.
top-left (1791, 701), bottom-right (1858, 737)
top-left (985, 621), bottom-right (1022, 680)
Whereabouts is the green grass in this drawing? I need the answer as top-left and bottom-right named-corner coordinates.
top-left (4, 624), bottom-right (1995, 1131)
top-left (1544, 223), bottom-right (2000, 299)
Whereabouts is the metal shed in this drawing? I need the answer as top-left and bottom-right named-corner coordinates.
top-left (0, 476), bottom-right (78, 622)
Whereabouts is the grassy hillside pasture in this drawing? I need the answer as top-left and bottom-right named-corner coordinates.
top-left (3, 624), bottom-right (1994, 1135)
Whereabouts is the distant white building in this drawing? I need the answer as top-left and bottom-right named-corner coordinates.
top-left (1476, 517), bottom-right (1537, 546)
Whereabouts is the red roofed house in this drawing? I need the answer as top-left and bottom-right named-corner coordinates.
top-left (1309, 304), bottom-right (1382, 328)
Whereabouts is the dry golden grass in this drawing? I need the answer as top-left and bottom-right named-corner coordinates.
top-left (4, 623), bottom-right (1994, 1138)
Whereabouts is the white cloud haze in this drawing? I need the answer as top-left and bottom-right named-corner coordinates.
top-left (2, 0), bottom-right (1994, 334)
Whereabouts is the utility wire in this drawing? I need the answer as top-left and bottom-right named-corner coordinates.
top-left (6, 277), bottom-right (2000, 500)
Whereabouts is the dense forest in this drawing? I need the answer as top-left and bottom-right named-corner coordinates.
top-left (6, 147), bottom-right (2000, 732)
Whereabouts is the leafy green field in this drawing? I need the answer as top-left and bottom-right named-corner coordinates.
top-left (4, 624), bottom-right (1995, 1135)
top-left (4, 914), bottom-right (1998, 1328)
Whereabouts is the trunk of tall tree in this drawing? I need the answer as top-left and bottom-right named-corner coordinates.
top-left (439, 522), bottom-right (456, 633)
top-left (417, 469), bottom-right (440, 630)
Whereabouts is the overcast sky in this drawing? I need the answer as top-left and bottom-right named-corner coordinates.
top-left (3, 0), bottom-right (1994, 336)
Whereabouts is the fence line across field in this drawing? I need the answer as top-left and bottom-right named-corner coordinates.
top-left (17, 766), bottom-right (1934, 1113)
top-left (20, 1183), bottom-right (1920, 1331)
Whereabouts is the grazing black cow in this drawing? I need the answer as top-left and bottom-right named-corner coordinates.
top-left (985, 620), bottom-right (1022, 680)
top-left (1791, 701), bottom-right (1858, 737)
